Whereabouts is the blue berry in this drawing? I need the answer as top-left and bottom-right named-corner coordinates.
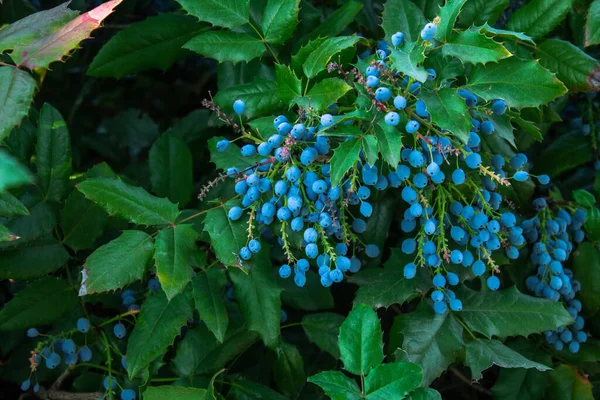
top-left (447, 272), bottom-right (459, 286)
top-left (537, 174), bottom-right (550, 185)
top-left (248, 239), bottom-right (261, 254)
top-left (103, 376), bottom-right (117, 390)
top-left (305, 243), bottom-right (318, 259)
top-left (472, 260), bottom-right (486, 276)
top-left (62, 339), bottom-right (76, 354)
top-left (366, 75), bottom-right (379, 87)
top-left (481, 121), bottom-right (495, 134)
top-left (294, 272), bottom-right (306, 287)
top-left (239, 247), bottom-right (252, 260)
top-left (385, 111), bottom-right (400, 126)
top-left (450, 250), bottom-right (463, 264)
top-left (216, 139), bottom-right (230, 152)
top-left (46, 353), bottom-right (61, 369)
top-left (113, 323), bottom-right (126, 339)
top-left (375, 87), bottom-right (392, 102)
top-left (296, 259), bottom-right (310, 273)
top-left (121, 389), bottom-right (136, 400)
top-left (21, 379), bottom-right (31, 391)
top-left (79, 346), bottom-right (92, 362)
top-left (465, 153), bottom-right (482, 169)
top-left (228, 206), bottom-right (243, 221)
top-left (404, 263), bottom-right (417, 279)
top-left (433, 274), bottom-right (446, 288)
top-left (433, 301), bottom-right (447, 314)
top-left (27, 328), bottom-right (39, 338)
top-left (279, 264), bottom-right (291, 278)
top-left (406, 120), bottom-right (420, 133)
top-left (513, 171), bottom-right (529, 181)
top-left (487, 276), bottom-right (500, 291)
top-left (452, 168), bottom-right (465, 184)
top-left (240, 144), bottom-right (256, 157)
top-left (421, 23), bottom-right (437, 41)
top-left (394, 95), bottom-right (407, 110)
top-left (148, 278), bottom-right (160, 292)
top-left (391, 31), bottom-right (405, 47)
top-left (449, 299), bottom-right (463, 311)
top-left (492, 100), bottom-right (507, 115)
top-left (233, 99), bottom-right (246, 115)
top-left (365, 244), bottom-right (380, 258)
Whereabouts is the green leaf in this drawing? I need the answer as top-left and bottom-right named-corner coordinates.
top-left (0, 238), bottom-right (68, 279)
top-left (507, 0), bottom-right (573, 39)
top-left (155, 225), bottom-right (197, 301)
top-left (11, 0), bottom-right (123, 69)
top-left (389, 43), bottom-right (429, 83)
top-left (4, 201), bottom-right (55, 243)
top-left (477, 23), bottom-right (535, 44)
top-left (409, 388), bottom-right (442, 400)
top-left (394, 304), bottom-right (464, 384)
top-left (0, 225), bottom-right (18, 242)
top-left (214, 78), bottom-right (281, 119)
top-left (347, 249), bottom-right (431, 309)
top-left (126, 289), bottom-right (193, 378)
top-left (229, 249), bottom-right (282, 349)
top-left (435, 0), bottom-right (468, 42)
top-left (184, 31), bottom-right (264, 64)
top-left (338, 304), bottom-right (384, 376)
top-left (203, 200), bottom-right (249, 267)
top-left (208, 136), bottom-right (263, 171)
top-left (0, 67), bottom-right (37, 142)
top-left (536, 39), bottom-right (599, 92)
top-left (61, 191), bottom-right (108, 251)
top-left (573, 189), bottom-right (596, 207)
top-left (106, 109), bottom-right (159, 149)
top-left (275, 64), bottom-right (302, 107)
top-left (0, 150), bottom-right (33, 191)
top-left (585, 0), bottom-right (600, 47)
top-left (88, 14), bottom-right (204, 77)
top-left (420, 87), bottom-right (471, 144)
top-left (374, 122), bottom-right (402, 168)
top-left (329, 138), bottom-right (361, 186)
top-left (302, 312), bottom-right (345, 359)
top-left (274, 340), bottom-right (306, 397)
top-left (442, 29), bottom-right (511, 65)
top-left (464, 58), bottom-right (567, 108)
top-left (291, 38), bottom-right (327, 75)
top-left (549, 364), bottom-right (594, 400)
top-left (584, 207), bottom-right (600, 241)
top-left (261, 0), bottom-right (300, 45)
top-left (300, 0), bottom-right (363, 44)
top-left (308, 371), bottom-right (363, 400)
top-left (35, 103), bottom-right (72, 202)
top-left (81, 230), bottom-right (154, 295)
top-left (458, 0), bottom-right (508, 27)
top-left (0, 2), bottom-right (78, 53)
top-left (487, 113), bottom-right (516, 148)
top-left (172, 324), bottom-right (219, 377)
top-left (303, 36), bottom-right (364, 79)
top-left (458, 286), bottom-right (574, 338)
top-left (191, 269), bottom-right (229, 342)
top-left (465, 339), bottom-right (550, 381)
top-left (144, 386), bottom-right (207, 400)
top-left (381, 0), bottom-right (426, 42)
top-left (0, 277), bottom-right (78, 331)
top-left (77, 178), bottom-right (180, 226)
top-left (362, 135), bottom-right (379, 167)
top-left (149, 133), bottom-right (193, 206)
top-left (364, 362), bottom-right (422, 400)
top-left (296, 78), bottom-right (352, 111)
top-left (532, 133), bottom-right (594, 177)
top-left (572, 242), bottom-right (600, 315)
top-left (227, 375), bottom-right (288, 400)
top-left (175, 0), bottom-right (249, 28)
top-left (0, 191), bottom-right (29, 218)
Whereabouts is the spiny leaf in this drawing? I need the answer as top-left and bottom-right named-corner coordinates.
top-left (303, 36), bottom-right (364, 79)
top-left (435, 0), bottom-right (468, 42)
top-left (381, 0), bottom-right (426, 42)
top-left (174, 0), bottom-right (249, 29)
top-left (507, 0), bottom-right (573, 39)
top-left (261, 0), bottom-right (300, 45)
top-left (0, 67), bottom-right (37, 142)
top-left (420, 87), bottom-right (472, 144)
top-left (214, 78), bottom-right (281, 119)
top-left (329, 138), bottom-right (361, 186)
top-left (585, 0), bottom-right (600, 47)
top-left (296, 78), bottom-right (352, 111)
top-left (149, 133), bottom-right (194, 206)
top-left (364, 362), bottom-right (423, 400)
top-left (389, 42), bottom-right (429, 83)
top-left (275, 64), bottom-right (302, 107)
top-left (184, 31), bottom-right (265, 64)
top-left (442, 29), bottom-right (512, 65)
top-left (375, 122), bottom-right (402, 168)
top-left (191, 269), bottom-right (229, 343)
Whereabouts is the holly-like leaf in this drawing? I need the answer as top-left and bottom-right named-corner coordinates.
top-left (274, 340), bottom-right (306, 397)
top-left (338, 304), bottom-right (384, 376)
top-left (291, 38), bottom-right (327, 75)
top-left (77, 178), bottom-right (180, 226)
top-left (585, 0), bottom-right (600, 47)
top-left (536, 39), bottom-right (600, 92)
top-left (296, 78), bottom-right (352, 111)
top-left (0, 225), bottom-right (18, 242)
top-left (11, 0), bottom-right (123, 69)
top-left (145, 386), bottom-right (207, 400)
top-left (507, 0), bottom-right (573, 39)
top-left (126, 289), bottom-right (193, 378)
top-left (208, 136), bottom-right (263, 171)
top-left (442, 29), bottom-right (511, 65)
top-left (302, 312), bottom-right (345, 359)
top-left (348, 249), bottom-right (431, 309)
top-left (572, 242), bottom-right (600, 315)
top-left (308, 371), bottom-right (363, 400)
top-left (303, 36), bottom-right (364, 79)
top-left (80, 230), bottom-right (154, 295)
top-left (381, 0), bottom-right (426, 42)
top-left (465, 339), bottom-right (550, 381)
top-left (88, 14), bottom-right (203, 77)
top-left (458, 286), bottom-right (574, 338)
top-left (362, 135), bottom-right (379, 167)
top-left (191, 269), bottom-right (229, 343)
top-left (149, 133), bottom-right (193, 207)
top-left (532, 133), bottom-right (594, 177)
top-left (0, 2), bottom-right (78, 53)
top-left (549, 364), bottom-right (594, 400)
top-left (458, 0), bottom-right (508, 27)
top-left (0, 238), bottom-right (69, 279)
top-left (0, 192), bottom-right (29, 218)
top-left (278, 270), bottom-right (334, 311)
top-left (0, 277), bottom-right (77, 331)
top-left (300, 0), bottom-right (363, 44)
top-left (464, 57), bottom-right (567, 108)
top-left (174, 0), bottom-right (249, 29)
top-left (184, 31), bottom-right (265, 64)
top-left (35, 103), bottom-right (72, 202)
top-left (389, 43), bottom-right (429, 83)
top-left (214, 78), bottom-right (281, 119)
top-left (229, 248), bottom-right (282, 349)
top-left (155, 225), bottom-right (197, 301)
top-left (0, 67), bottom-right (37, 142)
top-left (393, 304), bottom-right (464, 384)
top-left (275, 64), bottom-right (302, 107)
top-left (61, 191), bottom-right (108, 251)
top-left (409, 388), bottom-right (442, 400)
top-left (435, 0), bottom-right (468, 42)
top-left (203, 200), bottom-right (249, 267)
top-left (261, 0), bottom-right (300, 45)
top-left (420, 87), bottom-right (472, 144)
top-left (364, 362), bottom-right (423, 400)
top-left (4, 201), bottom-right (55, 244)
top-left (375, 122), bottom-right (402, 168)
top-left (477, 23), bottom-right (535, 44)
top-left (329, 138), bottom-right (361, 186)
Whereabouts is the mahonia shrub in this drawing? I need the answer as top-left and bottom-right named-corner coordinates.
top-left (0, 0), bottom-right (599, 399)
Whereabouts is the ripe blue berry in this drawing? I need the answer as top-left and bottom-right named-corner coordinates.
top-left (481, 121), bottom-right (495, 135)
top-left (294, 272), bottom-right (306, 287)
top-left (239, 247), bottom-right (252, 260)
top-left (305, 243), bottom-right (318, 259)
top-left (228, 206), bottom-right (243, 221)
top-left (404, 263), bottom-right (417, 279)
top-left (248, 239), bottom-right (261, 254)
top-left (391, 31), bottom-right (405, 47)
top-left (487, 276), bottom-right (500, 291)
top-left (113, 323), bottom-right (126, 339)
top-left (449, 299), bottom-right (463, 311)
top-left (513, 171), bottom-right (529, 181)
top-left (304, 228), bottom-right (318, 243)
top-left (406, 120), bottom-right (420, 133)
top-left (433, 274), bottom-right (446, 288)
top-left (375, 87), bottom-right (392, 102)
top-left (433, 301), bottom-right (447, 314)
top-left (366, 75), bottom-right (379, 87)
top-left (492, 100), bottom-right (507, 115)
top-left (240, 144), bottom-right (256, 157)
top-left (21, 379), bottom-right (31, 391)
top-left (537, 174), bottom-right (550, 185)
top-left (465, 153), bottom-right (482, 169)
top-left (279, 264), bottom-right (292, 278)
top-left (365, 244), bottom-right (380, 258)
top-left (46, 353), bottom-right (61, 369)
top-left (27, 328), bottom-right (39, 338)
top-left (385, 111), bottom-right (400, 126)
top-left (421, 23), bottom-right (437, 41)
top-left (79, 346), bottom-right (92, 362)
top-left (121, 389), bottom-right (136, 400)
top-left (103, 376), bottom-right (117, 390)
top-left (452, 168), bottom-right (465, 184)
top-left (216, 139), bottom-right (230, 152)
top-left (472, 260), bottom-right (486, 276)
top-left (62, 339), bottom-right (76, 354)
top-left (233, 99), bottom-right (246, 115)
top-left (77, 318), bottom-right (91, 333)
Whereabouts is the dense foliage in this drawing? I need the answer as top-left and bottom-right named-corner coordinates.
top-left (1, 0), bottom-right (599, 399)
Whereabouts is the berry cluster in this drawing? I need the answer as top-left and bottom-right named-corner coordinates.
top-left (523, 203), bottom-right (588, 353)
